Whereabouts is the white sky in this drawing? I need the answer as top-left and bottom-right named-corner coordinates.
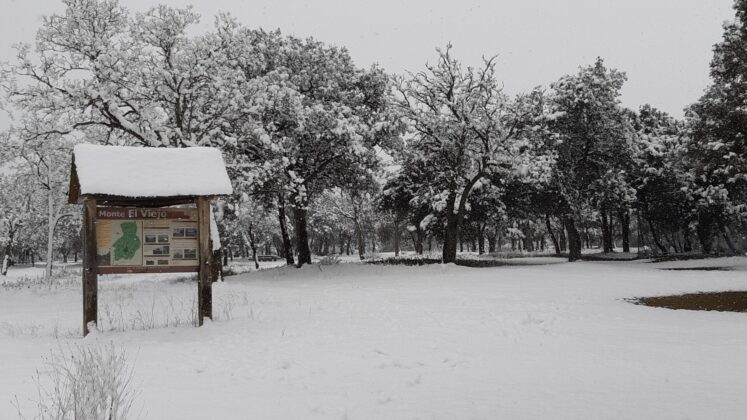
top-left (0, 0), bottom-right (735, 126)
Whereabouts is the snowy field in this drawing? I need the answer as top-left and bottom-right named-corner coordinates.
top-left (2, 257), bottom-right (747, 419)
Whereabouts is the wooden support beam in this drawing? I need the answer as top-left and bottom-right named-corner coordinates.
top-left (196, 197), bottom-right (212, 325)
top-left (82, 198), bottom-right (98, 336)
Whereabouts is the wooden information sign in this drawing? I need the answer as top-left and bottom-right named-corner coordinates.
top-left (69, 145), bottom-right (233, 336)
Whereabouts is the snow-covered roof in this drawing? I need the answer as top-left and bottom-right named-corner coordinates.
top-left (70, 144), bottom-right (233, 202)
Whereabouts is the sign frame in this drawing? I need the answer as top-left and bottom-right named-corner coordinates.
top-left (80, 197), bottom-right (215, 336)
top-left (93, 206), bottom-right (201, 275)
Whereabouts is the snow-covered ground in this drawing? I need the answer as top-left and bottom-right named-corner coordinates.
top-left (2, 257), bottom-right (747, 419)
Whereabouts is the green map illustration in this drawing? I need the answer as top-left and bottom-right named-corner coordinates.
top-left (113, 222), bottom-right (141, 261)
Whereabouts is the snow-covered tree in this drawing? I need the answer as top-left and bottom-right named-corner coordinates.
top-left (0, 174), bottom-right (34, 274)
top-left (629, 105), bottom-right (694, 254)
top-left (2, 0), bottom-right (237, 148)
top-left (316, 182), bottom-right (378, 260)
top-left (548, 58), bottom-right (634, 260)
top-left (0, 133), bottom-right (77, 277)
top-left (396, 45), bottom-right (553, 263)
top-left (685, 0), bottom-right (747, 253)
top-left (379, 167), bottom-right (427, 256)
top-left (219, 24), bottom-right (401, 266)
top-left (220, 195), bottom-right (279, 269)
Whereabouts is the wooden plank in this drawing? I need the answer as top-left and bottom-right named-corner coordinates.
top-left (95, 207), bottom-right (197, 220)
top-left (97, 266), bottom-right (199, 275)
top-left (82, 198), bottom-right (98, 336)
top-left (196, 197), bottom-right (212, 326)
top-left (81, 194), bottom-right (216, 207)
top-left (67, 158), bottom-right (80, 204)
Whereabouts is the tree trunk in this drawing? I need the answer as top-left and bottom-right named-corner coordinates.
top-left (601, 207), bottom-right (612, 253)
top-left (648, 218), bottom-right (668, 255)
top-left (718, 222), bottom-right (738, 255)
top-left (618, 209), bottom-right (630, 252)
top-left (292, 200), bottom-right (312, 267)
top-left (442, 193), bottom-right (460, 263)
top-left (545, 214), bottom-right (561, 255)
top-left (45, 191), bottom-right (55, 278)
top-left (477, 224), bottom-right (485, 255)
top-left (696, 212), bottom-right (715, 254)
top-left (411, 230), bottom-right (424, 255)
top-left (322, 234), bottom-right (330, 256)
top-left (559, 225), bottom-right (567, 252)
top-left (522, 223), bottom-right (534, 252)
top-left (1, 255), bottom-right (8, 276)
top-left (564, 216), bottom-right (582, 261)
top-left (277, 193), bottom-right (295, 266)
top-left (487, 231), bottom-right (496, 253)
top-left (355, 222), bottom-right (365, 260)
top-left (393, 219), bottom-right (401, 257)
top-left (212, 249), bottom-right (223, 282)
top-left (696, 224), bottom-right (712, 254)
top-left (443, 217), bottom-right (459, 262)
top-left (245, 226), bottom-right (259, 270)
top-left (3, 228), bottom-right (15, 266)
top-left (666, 232), bottom-right (680, 254)
top-left (636, 209), bottom-right (645, 255)
top-left (251, 245), bottom-right (259, 270)
top-left (683, 226), bottom-right (693, 253)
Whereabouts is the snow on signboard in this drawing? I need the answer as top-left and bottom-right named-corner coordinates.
top-left (72, 144), bottom-right (233, 199)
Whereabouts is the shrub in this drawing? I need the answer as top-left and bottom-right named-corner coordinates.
top-left (368, 257), bottom-right (518, 267)
top-left (17, 342), bottom-right (138, 420)
top-left (319, 254), bottom-right (342, 265)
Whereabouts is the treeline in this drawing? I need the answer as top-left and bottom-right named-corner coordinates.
top-left (1, 0), bottom-right (745, 274)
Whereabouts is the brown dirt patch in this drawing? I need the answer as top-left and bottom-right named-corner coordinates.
top-left (636, 291), bottom-right (747, 313)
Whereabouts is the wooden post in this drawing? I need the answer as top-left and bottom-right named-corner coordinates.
top-left (197, 197), bottom-right (212, 325)
top-left (82, 198), bottom-right (98, 336)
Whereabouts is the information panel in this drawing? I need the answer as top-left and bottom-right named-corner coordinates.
top-left (95, 207), bottom-right (200, 273)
